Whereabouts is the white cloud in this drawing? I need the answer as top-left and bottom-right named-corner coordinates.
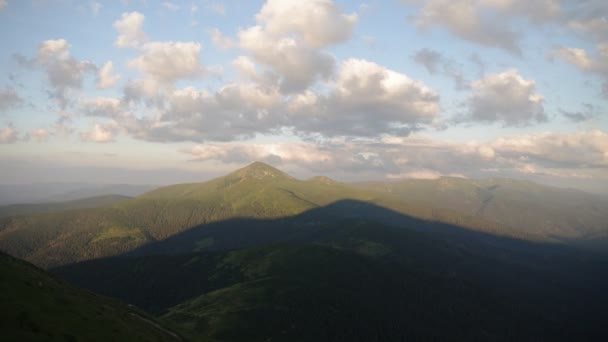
top-left (80, 97), bottom-right (123, 118)
top-left (128, 41), bottom-right (204, 83)
top-left (551, 44), bottom-right (608, 96)
top-left (114, 12), bottom-right (147, 48)
top-left (288, 58), bottom-right (440, 137)
top-left (255, 0), bottom-right (357, 49)
top-left (209, 28), bottom-right (234, 49)
top-left (461, 69), bottom-right (546, 126)
top-left (185, 142), bottom-right (332, 164)
top-left (238, 0), bottom-right (356, 92)
top-left (80, 123), bottom-right (117, 143)
top-left (0, 124), bottom-right (18, 143)
top-left (492, 130), bottom-right (608, 168)
top-left (96, 61), bottom-right (120, 89)
top-left (239, 25), bottom-right (335, 92)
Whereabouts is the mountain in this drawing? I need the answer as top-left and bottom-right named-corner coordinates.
top-left (0, 251), bottom-right (182, 341)
top-left (1, 162), bottom-right (607, 268)
top-left (357, 177), bottom-right (608, 241)
top-left (54, 211), bottom-right (608, 341)
top-left (0, 183), bottom-right (155, 206)
top-left (0, 195), bottom-right (131, 218)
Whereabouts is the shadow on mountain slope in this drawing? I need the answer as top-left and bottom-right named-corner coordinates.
top-left (54, 200), bottom-right (608, 341)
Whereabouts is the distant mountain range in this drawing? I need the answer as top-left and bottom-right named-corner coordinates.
top-left (0, 183), bottom-right (155, 206)
top-left (2, 162), bottom-right (608, 341)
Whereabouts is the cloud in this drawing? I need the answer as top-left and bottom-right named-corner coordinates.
top-left (551, 44), bottom-right (608, 96)
top-left (114, 12), bottom-right (147, 48)
top-left (27, 128), bottom-right (50, 142)
top-left (0, 0), bottom-right (6, 11)
top-left (0, 87), bottom-right (22, 112)
top-left (128, 41), bottom-right (204, 83)
top-left (256, 0), bottom-right (357, 48)
top-left (96, 61), bottom-right (120, 89)
top-left (185, 142), bottom-right (332, 165)
top-left (412, 48), bottom-right (468, 89)
top-left (413, 48), bottom-right (442, 74)
top-left (238, 25), bottom-right (335, 93)
top-left (16, 39), bottom-right (96, 109)
top-left (80, 97), bottom-right (123, 118)
top-left (237, 0), bottom-right (357, 92)
top-left (90, 1), bottom-right (102, 16)
top-left (288, 58), bottom-right (440, 137)
top-left (180, 130), bottom-right (608, 182)
top-left (405, 0), bottom-right (562, 54)
top-left (162, 2), bottom-right (179, 11)
top-left (80, 123), bottom-right (117, 143)
top-left (0, 124), bottom-right (18, 143)
top-left (559, 103), bottom-right (596, 122)
top-left (492, 130), bottom-right (608, 169)
top-left (459, 69), bottom-right (546, 126)
top-left (209, 28), bottom-right (235, 49)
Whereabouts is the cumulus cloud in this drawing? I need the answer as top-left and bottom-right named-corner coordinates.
top-left (96, 61), bottom-right (120, 89)
top-left (128, 41), bottom-right (204, 83)
top-left (459, 69), bottom-right (546, 126)
top-left (0, 124), bottom-right (18, 143)
top-left (114, 12), bottom-right (147, 48)
top-left (238, 0), bottom-right (357, 92)
top-left (256, 0), bottom-right (357, 48)
top-left (288, 58), bottom-right (440, 137)
top-left (80, 123), bottom-right (117, 143)
top-left (0, 87), bottom-right (22, 112)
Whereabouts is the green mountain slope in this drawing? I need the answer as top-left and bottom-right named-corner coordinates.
top-left (0, 194), bottom-right (131, 218)
top-left (55, 216), bottom-right (608, 341)
top-left (1, 162), bottom-right (607, 268)
top-left (357, 177), bottom-right (608, 240)
top-left (0, 252), bottom-right (183, 342)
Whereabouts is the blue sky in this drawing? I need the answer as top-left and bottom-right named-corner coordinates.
top-left (0, 0), bottom-right (606, 193)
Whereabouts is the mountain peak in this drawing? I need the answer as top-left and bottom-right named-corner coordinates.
top-left (232, 161), bottom-right (293, 181)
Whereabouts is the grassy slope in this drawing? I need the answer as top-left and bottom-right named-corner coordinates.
top-left (0, 252), bottom-right (183, 342)
top-left (357, 177), bottom-right (608, 239)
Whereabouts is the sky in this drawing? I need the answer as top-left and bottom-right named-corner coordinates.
top-left (0, 0), bottom-right (607, 193)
